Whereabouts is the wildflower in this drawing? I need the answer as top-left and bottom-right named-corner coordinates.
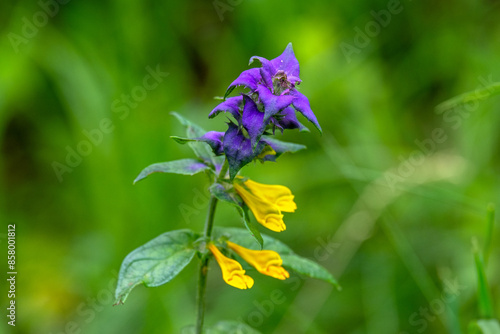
top-left (233, 178), bottom-right (296, 232)
top-left (227, 241), bottom-right (290, 280)
top-left (208, 243), bottom-right (254, 289)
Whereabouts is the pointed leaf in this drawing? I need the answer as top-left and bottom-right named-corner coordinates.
top-left (115, 229), bottom-right (199, 305)
top-left (171, 131), bottom-right (224, 156)
top-left (261, 136), bottom-right (306, 159)
top-left (134, 159), bottom-right (210, 184)
top-left (210, 183), bottom-right (263, 249)
top-left (214, 227), bottom-right (339, 288)
top-left (170, 136), bottom-right (196, 145)
top-left (280, 255), bottom-right (338, 287)
top-left (224, 85), bottom-right (236, 100)
top-left (171, 112), bottom-right (217, 164)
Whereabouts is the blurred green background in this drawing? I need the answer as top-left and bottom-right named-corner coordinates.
top-left (1, 0), bottom-right (500, 333)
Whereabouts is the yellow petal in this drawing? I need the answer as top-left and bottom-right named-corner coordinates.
top-left (239, 178), bottom-right (297, 213)
top-left (233, 182), bottom-right (286, 232)
top-left (275, 195), bottom-right (297, 213)
top-left (227, 241), bottom-right (290, 280)
top-left (265, 265), bottom-right (290, 280)
top-left (209, 244), bottom-right (254, 289)
top-left (263, 213), bottom-right (286, 232)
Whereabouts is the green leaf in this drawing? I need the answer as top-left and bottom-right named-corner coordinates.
top-left (210, 183), bottom-right (263, 249)
top-left (170, 136), bottom-right (197, 145)
top-left (224, 86), bottom-right (236, 100)
top-left (435, 81), bottom-right (500, 113)
top-left (134, 159), bottom-right (210, 184)
top-left (170, 134), bottom-right (224, 160)
top-left (261, 136), bottom-right (306, 160)
top-left (469, 319), bottom-right (500, 334)
top-left (280, 255), bottom-right (338, 286)
top-left (171, 112), bottom-right (217, 164)
top-left (214, 227), bottom-right (340, 288)
top-left (115, 229), bottom-right (199, 305)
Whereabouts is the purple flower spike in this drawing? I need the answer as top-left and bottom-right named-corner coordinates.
top-left (210, 43), bottom-right (321, 164)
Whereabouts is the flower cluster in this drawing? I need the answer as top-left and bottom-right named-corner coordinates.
top-left (207, 176), bottom-right (296, 289)
top-left (201, 43), bottom-right (321, 179)
top-left (203, 44), bottom-right (319, 289)
top-left (209, 241), bottom-right (289, 290)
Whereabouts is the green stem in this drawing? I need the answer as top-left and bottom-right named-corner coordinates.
top-left (196, 196), bottom-right (218, 334)
top-left (216, 159), bottom-right (230, 183)
top-left (195, 159), bottom-right (228, 334)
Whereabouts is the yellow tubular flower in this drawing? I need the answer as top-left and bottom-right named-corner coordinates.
top-left (227, 241), bottom-right (290, 280)
top-left (245, 179), bottom-right (297, 213)
top-left (233, 178), bottom-right (297, 232)
top-left (208, 244), bottom-right (254, 289)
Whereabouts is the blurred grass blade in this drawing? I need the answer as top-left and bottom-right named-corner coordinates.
top-left (484, 204), bottom-right (495, 264)
top-left (472, 238), bottom-right (495, 319)
top-left (211, 320), bottom-right (262, 334)
top-left (182, 321), bottom-right (261, 334)
top-left (469, 319), bottom-right (500, 334)
top-left (436, 82), bottom-right (500, 113)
